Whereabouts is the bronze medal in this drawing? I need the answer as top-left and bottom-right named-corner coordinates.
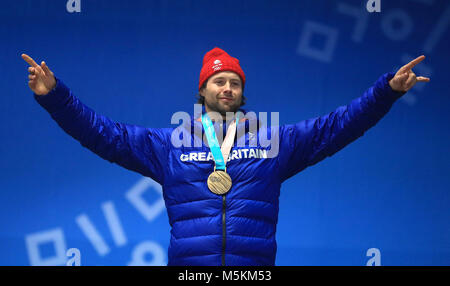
top-left (202, 113), bottom-right (240, 195)
top-left (207, 170), bottom-right (232, 195)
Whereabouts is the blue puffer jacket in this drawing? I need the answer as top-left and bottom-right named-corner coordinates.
top-left (34, 72), bottom-right (403, 266)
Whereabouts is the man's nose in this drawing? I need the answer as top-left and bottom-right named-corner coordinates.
top-left (223, 82), bottom-right (232, 95)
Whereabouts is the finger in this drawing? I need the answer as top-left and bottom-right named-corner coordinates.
top-left (392, 72), bottom-right (408, 86)
top-left (28, 67), bottom-right (35, 74)
top-left (41, 61), bottom-right (51, 75)
top-left (21, 53), bottom-right (39, 67)
top-left (28, 74), bottom-right (36, 80)
top-left (417, 76), bottom-right (430, 82)
top-left (405, 73), bottom-right (416, 88)
top-left (398, 72), bottom-right (409, 81)
top-left (399, 55), bottom-right (425, 72)
top-left (34, 65), bottom-right (44, 76)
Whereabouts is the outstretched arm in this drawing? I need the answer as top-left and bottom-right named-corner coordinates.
top-left (278, 55), bottom-right (430, 182)
top-left (22, 54), bottom-right (168, 184)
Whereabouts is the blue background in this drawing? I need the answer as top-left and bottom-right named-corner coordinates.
top-left (0, 0), bottom-right (449, 265)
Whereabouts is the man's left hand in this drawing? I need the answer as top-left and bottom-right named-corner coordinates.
top-left (389, 55), bottom-right (430, 93)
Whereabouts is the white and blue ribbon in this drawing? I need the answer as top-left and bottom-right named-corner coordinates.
top-left (201, 113), bottom-right (239, 171)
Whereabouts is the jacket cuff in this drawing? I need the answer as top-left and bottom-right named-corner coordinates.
top-left (34, 77), bottom-right (72, 114)
top-left (375, 72), bottom-right (406, 102)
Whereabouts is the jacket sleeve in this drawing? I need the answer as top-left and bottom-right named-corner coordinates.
top-left (278, 72), bottom-right (405, 182)
top-left (34, 78), bottom-right (168, 184)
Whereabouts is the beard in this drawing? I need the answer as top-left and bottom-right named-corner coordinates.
top-left (204, 97), bottom-right (242, 117)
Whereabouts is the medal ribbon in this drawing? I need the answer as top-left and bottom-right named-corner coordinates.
top-left (201, 113), bottom-right (239, 171)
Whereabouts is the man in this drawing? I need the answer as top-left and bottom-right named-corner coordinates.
top-left (22, 47), bottom-right (430, 266)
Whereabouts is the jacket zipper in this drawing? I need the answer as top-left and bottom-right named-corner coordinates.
top-left (221, 194), bottom-right (226, 266)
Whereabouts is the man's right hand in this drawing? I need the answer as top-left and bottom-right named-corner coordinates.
top-left (21, 53), bottom-right (56, 96)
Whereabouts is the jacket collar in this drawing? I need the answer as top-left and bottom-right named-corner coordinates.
top-left (187, 105), bottom-right (261, 137)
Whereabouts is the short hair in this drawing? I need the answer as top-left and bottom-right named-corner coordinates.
top-left (196, 79), bottom-right (247, 106)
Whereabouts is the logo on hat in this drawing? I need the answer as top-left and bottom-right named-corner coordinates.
top-left (212, 59), bottom-right (223, 71)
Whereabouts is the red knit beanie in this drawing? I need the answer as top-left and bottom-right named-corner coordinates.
top-left (198, 47), bottom-right (246, 91)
